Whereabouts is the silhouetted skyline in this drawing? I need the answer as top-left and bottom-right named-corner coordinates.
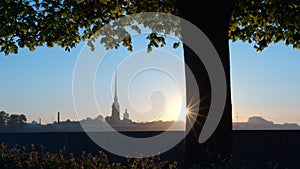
top-left (233, 116), bottom-right (300, 130)
top-left (0, 37), bottom-right (299, 124)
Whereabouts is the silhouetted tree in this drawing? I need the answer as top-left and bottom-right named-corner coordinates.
top-left (229, 0), bottom-right (300, 51)
top-left (0, 0), bottom-right (298, 55)
top-left (0, 111), bottom-right (9, 129)
top-left (7, 114), bottom-right (27, 129)
top-left (95, 115), bottom-right (104, 122)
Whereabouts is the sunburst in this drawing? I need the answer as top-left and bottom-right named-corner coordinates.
top-left (185, 93), bottom-right (210, 135)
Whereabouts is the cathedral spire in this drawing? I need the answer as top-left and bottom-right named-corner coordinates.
top-left (114, 69), bottom-right (118, 101)
top-left (111, 69), bottom-right (120, 122)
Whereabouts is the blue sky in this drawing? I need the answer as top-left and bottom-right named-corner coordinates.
top-left (230, 41), bottom-right (300, 124)
top-left (73, 34), bottom-right (186, 123)
top-left (0, 44), bottom-right (81, 123)
top-left (0, 36), bottom-right (299, 125)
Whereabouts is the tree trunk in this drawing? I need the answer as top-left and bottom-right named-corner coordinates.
top-left (178, 1), bottom-right (235, 168)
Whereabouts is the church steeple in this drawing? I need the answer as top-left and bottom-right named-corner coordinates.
top-left (114, 69), bottom-right (118, 102)
top-left (111, 69), bottom-right (120, 122)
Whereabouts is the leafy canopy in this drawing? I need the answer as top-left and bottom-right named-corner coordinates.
top-left (229, 0), bottom-right (300, 51)
top-left (0, 0), bottom-right (299, 55)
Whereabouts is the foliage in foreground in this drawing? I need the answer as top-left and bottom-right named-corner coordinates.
top-left (1, 0), bottom-right (299, 55)
top-left (0, 143), bottom-right (177, 169)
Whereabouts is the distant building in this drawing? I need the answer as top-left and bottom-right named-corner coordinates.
top-left (23, 120), bottom-right (43, 131)
top-left (123, 109), bottom-right (129, 120)
top-left (111, 71), bottom-right (120, 123)
top-left (233, 116), bottom-right (300, 130)
top-left (106, 70), bottom-right (132, 124)
top-left (57, 112), bottom-right (60, 123)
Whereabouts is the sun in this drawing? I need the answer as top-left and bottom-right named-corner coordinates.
top-left (185, 106), bottom-right (192, 116)
top-left (185, 94), bottom-right (209, 133)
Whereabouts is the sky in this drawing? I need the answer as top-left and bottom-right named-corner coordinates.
top-left (0, 34), bottom-right (187, 124)
top-left (73, 34), bottom-right (186, 123)
top-left (0, 35), bottom-right (299, 125)
top-left (230, 41), bottom-right (300, 124)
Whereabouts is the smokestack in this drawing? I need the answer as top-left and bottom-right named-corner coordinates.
top-left (39, 118), bottom-right (41, 125)
top-left (58, 112), bottom-right (60, 123)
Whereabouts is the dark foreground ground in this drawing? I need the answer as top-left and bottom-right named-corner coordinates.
top-left (0, 130), bottom-right (300, 168)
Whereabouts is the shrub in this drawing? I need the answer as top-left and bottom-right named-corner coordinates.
top-left (0, 143), bottom-right (177, 169)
